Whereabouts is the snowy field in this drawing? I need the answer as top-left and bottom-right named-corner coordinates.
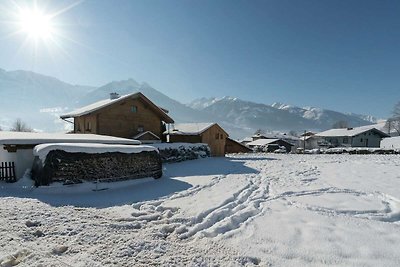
top-left (1, 154), bottom-right (400, 266)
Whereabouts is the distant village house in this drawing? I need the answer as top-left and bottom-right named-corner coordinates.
top-left (166, 123), bottom-right (228, 157)
top-left (316, 126), bottom-right (389, 148)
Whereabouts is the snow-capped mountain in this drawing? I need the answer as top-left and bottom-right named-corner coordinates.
top-left (0, 68), bottom-right (378, 138)
top-left (188, 97), bottom-right (377, 134)
top-left (0, 68), bottom-right (94, 131)
top-left (78, 79), bottom-right (210, 123)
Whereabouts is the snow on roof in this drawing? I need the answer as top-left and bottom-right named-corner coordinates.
top-left (240, 137), bottom-right (253, 143)
top-left (60, 92), bottom-right (174, 123)
top-left (33, 143), bottom-right (157, 161)
top-left (0, 131), bottom-right (140, 145)
top-left (61, 93), bottom-right (134, 118)
top-left (252, 133), bottom-right (300, 141)
top-left (167, 123), bottom-right (216, 135)
top-left (316, 125), bottom-right (389, 138)
top-left (132, 131), bottom-right (160, 140)
top-left (247, 139), bottom-right (279, 146)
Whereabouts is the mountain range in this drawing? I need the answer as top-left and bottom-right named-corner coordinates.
top-left (0, 68), bottom-right (378, 138)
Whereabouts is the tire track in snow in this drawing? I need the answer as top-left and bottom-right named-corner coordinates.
top-left (177, 174), bottom-right (270, 239)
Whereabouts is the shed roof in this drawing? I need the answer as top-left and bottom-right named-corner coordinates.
top-left (0, 131), bottom-right (140, 145)
top-left (247, 138), bottom-right (294, 146)
top-left (166, 123), bottom-right (228, 136)
top-left (60, 92), bottom-right (174, 123)
top-left (316, 125), bottom-right (389, 138)
top-left (252, 133), bottom-right (300, 141)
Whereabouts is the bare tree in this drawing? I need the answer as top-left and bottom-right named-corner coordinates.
top-left (332, 120), bottom-right (349, 129)
top-left (384, 101), bottom-right (400, 135)
top-left (254, 129), bottom-right (265, 135)
top-left (11, 119), bottom-right (33, 132)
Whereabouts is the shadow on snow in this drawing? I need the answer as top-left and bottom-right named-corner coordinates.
top-left (0, 157), bottom-right (259, 208)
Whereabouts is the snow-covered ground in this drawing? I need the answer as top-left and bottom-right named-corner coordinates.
top-left (1, 154), bottom-right (400, 266)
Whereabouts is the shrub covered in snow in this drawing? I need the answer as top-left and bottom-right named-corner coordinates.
top-left (151, 143), bottom-right (210, 163)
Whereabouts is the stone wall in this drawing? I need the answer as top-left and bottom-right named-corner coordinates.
top-left (31, 150), bottom-right (162, 186)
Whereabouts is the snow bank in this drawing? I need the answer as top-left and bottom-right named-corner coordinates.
top-left (33, 143), bottom-right (157, 161)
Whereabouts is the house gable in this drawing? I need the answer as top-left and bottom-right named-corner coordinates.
top-left (65, 93), bottom-right (174, 139)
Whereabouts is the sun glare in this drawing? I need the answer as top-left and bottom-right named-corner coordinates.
top-left (18, 9), bottom-right (54, 40)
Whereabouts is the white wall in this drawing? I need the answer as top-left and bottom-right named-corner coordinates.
top-left (0, 147), bottom-right (35, 180)
top-left (381, 137), bottom-right (400, 149)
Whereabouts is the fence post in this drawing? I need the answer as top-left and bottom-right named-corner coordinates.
top-left (0, 161), bottom-right (17, 183)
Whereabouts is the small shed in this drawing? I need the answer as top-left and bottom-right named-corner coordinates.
top-left (247, 138), bottom-right (293, 153)
top-left (166, 123), bottom-right (229, 157)
top-left (225, 138), bottom-right (252, 154)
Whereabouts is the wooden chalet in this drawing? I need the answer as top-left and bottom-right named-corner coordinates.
top-left (60, 92), bottom-right (174, 140)
top-left (247, 138), bottom-right (294, 152)
top-left (166, 123), bottom-right (228, 156)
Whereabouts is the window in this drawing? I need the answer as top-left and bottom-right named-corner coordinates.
top-left (215, 133), bottom-right (219, 140)
top-left (86, 122), bottom-right (91, 131)
top-left (360, 138), bottom-right (363, 142)
top-left (131, 106), bottom-right (138, 113)
top-left (343, 137), bottom-right (348, 144)
top-left (220, 134), bottom-right (223, 139)
top-left (137, 126), bottom-right (144, 132)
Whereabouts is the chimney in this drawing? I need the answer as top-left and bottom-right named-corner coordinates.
top-left (110, 92), bottom-right (120, 100)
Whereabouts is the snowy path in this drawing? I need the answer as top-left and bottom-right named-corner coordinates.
top-left (1, 154), bottom-right (400, 266)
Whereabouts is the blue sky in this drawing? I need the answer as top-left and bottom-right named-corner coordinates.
top-left (1, 0), bottom-right (399, 118)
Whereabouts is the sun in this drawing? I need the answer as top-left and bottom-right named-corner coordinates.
top-left (18, 8), bottom-right (54, 40)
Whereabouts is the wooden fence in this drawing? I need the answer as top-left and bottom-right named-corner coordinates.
top-left (0, 162), bottom-right (16, 183)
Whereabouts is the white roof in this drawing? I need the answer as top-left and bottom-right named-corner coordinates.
top-left (0, 131), bottom-right (140, 145)
top-left (61, 93), bottom-right (135, 118)
top-left (316, 125), bottom-right (389, 138)
top-left (33, 143), bottom-right (157, 161)
top-left (247, 139), bottom-right (280, 146)
top-left (59, 92), bottom-right (174, 123)
top-left (240, 137), bottom-right (253, 143)
top-left (167, 123), bottom-right (216, 135)
top-left (252, 133), bottom-right (300, 141)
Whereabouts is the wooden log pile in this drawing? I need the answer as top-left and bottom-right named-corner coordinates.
top-left (31, 150), bottom-right (162, 186)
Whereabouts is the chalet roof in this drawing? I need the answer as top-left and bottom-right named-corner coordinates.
top-left (166, 123), bottom-right (228, 136)
top-left (226, 137), bottom-right (252, 150)
top-left (240, 137), bottom-right (253, 143)
top-left (60, 92), bottom-right (174, 123)
top-left (252, 133), bottom-right (300, 141)
top-left (316, 125), bottom-right (390, 138)
top-left (0, 131), bottom-right (140, 145)
top-left (132, 131), bottom-right (160, 140)
top-left (247, 138), bottom-right (294, 146)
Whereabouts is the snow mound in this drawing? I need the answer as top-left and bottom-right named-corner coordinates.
top-left (33, 143), bottom-right (157, 161)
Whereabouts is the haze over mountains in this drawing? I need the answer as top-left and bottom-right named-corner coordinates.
top-left (0, 68), bottom-right (378, 138)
